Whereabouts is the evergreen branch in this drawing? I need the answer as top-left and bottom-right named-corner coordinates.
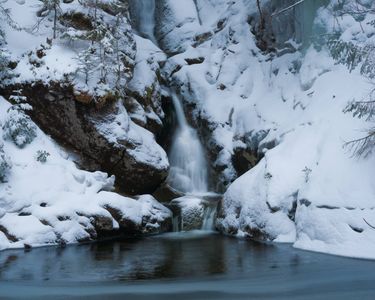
top-left (344, 130), bottom-right (375, 157)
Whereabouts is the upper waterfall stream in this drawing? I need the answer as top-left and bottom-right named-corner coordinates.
top-left (168, 93), bottom-right (209, 194)
top-left (130, 0), bottom-right (157, 44)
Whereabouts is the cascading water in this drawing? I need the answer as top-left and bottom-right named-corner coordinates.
top-left (168, 93), bottom-right (219, 232)
top-left (168, 93), bottom-right (209, 194)
top-left (130, 0), bottom-right (218, 232)
top-left (130, 0), bottom-right (157, 44)
top-left (201, 204), bottom-right (217, 231)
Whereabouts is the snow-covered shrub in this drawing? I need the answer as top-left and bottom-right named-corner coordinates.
top-left (2, 107), bottom-right (37, 148)
top-left (36, 150), bottom-right (50, 163)
top-left (0, 28), bottom-right (13, 86)
top-left (0, 143), bottom-right (11, 183)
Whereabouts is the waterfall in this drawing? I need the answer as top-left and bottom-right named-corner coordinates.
top-left (201, 204), bottom-right (217, 231)
top-left (130, 0), bottom-right (157, 44)
top-left (168, 93), bottom-right (209, 194)
top-left (128, 1), bottom-right (219, 232)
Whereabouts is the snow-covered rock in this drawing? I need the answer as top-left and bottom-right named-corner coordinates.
top-left (126, 35), bottom-right (167, 135)
top-left (0, 0), bottom-right (170, 194)
top-left (155, 0), bottom-right (201, 54)
top-left (0, 97), bottom-right (172, 250)
top-left (170, 196), bottom-right (205, 231)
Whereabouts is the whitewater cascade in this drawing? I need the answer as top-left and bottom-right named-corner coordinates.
top-left (130, 0), bottom-right (217, 231)
top-left (168, 93), bottom-right (209, 194)
top-left (201, 204), bottom-right (217, 231)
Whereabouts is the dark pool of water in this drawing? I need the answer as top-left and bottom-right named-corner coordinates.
top-left (0, 231), bottom-right (374, 299)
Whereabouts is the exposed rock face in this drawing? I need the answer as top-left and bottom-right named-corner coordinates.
top-left (2, 82), bottom-right (168, 195)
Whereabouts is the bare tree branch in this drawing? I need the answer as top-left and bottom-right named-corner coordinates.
top-left (272, 0), bottom-right (305, 17)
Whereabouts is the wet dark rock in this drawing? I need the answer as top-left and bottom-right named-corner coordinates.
top-left (0, 225), bottom-right (18, 242)
top-left (153, 182), bottom-right (185, 203)
top-left (193, 31), bottom-right (213, 48)
top-left (90, 215), bottom-right (114, 233)
top-left (299, 199), bottom-right (312, 207)
top-left (316, 205), bottom-right (340, 210)
top-left (243, 225), bottom-right (273, 242)
top-left (288, 197), bottom-right (298, 222)
top-left (18, 212), bottom-right (32, 217)
top-left (185, 57), bottom-right (205, 65)
top-left (232, 147), bottom-right (259, 177)
top-left (23, 243), bottom-right (32, 250)
top-left (349, 225), bottom-right (364, 233)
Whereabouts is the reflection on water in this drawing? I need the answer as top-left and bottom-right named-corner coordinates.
top-left (0, 233), bottom-right (375, 299)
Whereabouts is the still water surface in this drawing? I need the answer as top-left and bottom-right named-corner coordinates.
top-left (0, 232), bottom-right (374, 299)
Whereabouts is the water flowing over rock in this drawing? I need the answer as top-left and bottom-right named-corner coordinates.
top-left (167, 92), bottom-right (208, 194)
top-left (129, 0), bottom-right (157, 44)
